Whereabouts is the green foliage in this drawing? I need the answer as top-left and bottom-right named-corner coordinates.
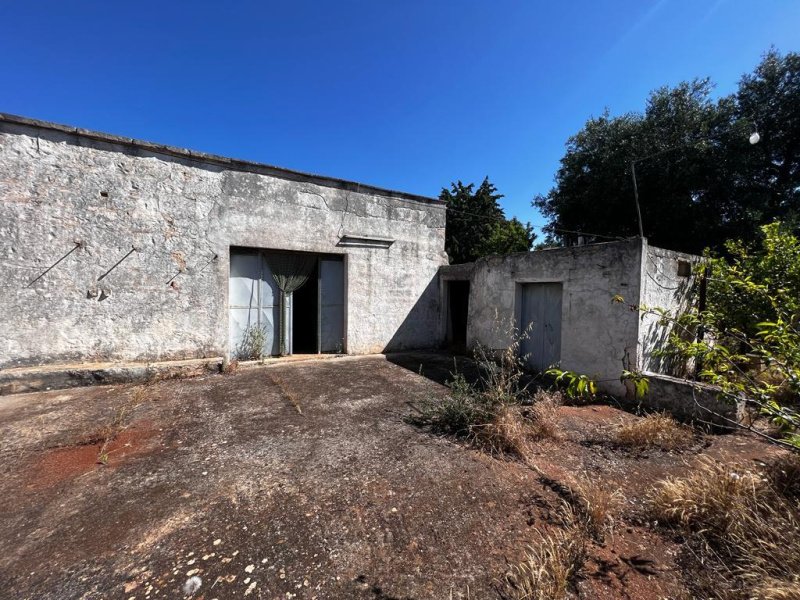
top-left (442, 178), bottom-right (535, 264)
top-left (546, 368), bottom-right (597, 401)
top-left (474, 217), bottom-right (536, 258)
top-left (410, 372), bottom-right (495, 436)
top-left (705, 222), bottom-right (800, 338)
top-left (621, 370), bottom-right (650, 400)
top-left (535, 49), bottom-right (800, 253)
top-left (412, 333), bottom-right (532, 434)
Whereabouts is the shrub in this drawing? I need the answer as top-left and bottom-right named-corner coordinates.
top-left (236, 324), bottom-right (269, 361)
top-left (613, 413), bottom-right (695, 451)
top-left (640, 223), bottom-right (800, 447)
top-left (409, 334), bottom-right (562, 459)
top-left (649, 456), bottom-right (800, 599)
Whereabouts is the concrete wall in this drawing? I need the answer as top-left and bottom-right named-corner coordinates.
top-left (638, 242), bottom-right (700, 376)
top-left (629, 372), bottom-right (744, 429)
top-left (454, 239), bottom-right (646, 396)
top-left (0, 115), bottom-right (447, 368)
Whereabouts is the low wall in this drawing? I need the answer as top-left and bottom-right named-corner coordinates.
top-left (627, 372), bottom-right (745, 429)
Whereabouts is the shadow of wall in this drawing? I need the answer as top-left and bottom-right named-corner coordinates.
top-left (382, 274), bottom-right (442, 353)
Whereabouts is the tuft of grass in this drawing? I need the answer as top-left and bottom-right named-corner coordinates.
top-left (410, 373), bottom-right (493, 436)
top-left (570, 475), bottom-right (623, 541)
top-left (528, 390), bottom-right (563, 441)
top-left (649, 456), bottom-right (800, 599)
top-left (95, 384), bottom-right (150, 465)
top-left (411, 384), bottom-right (563, 461)
top-left (764, 454), bottom-right (800, 502)
top-left (613, 413), bottom-right (694, 451)
top-left (471, 405), bottom-right (535, 458)
top-left (504, 505), bottom-right (587, 600)
top-left (408, 324), bottom-right (563, 461)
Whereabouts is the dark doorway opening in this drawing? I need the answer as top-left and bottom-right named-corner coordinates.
top-left (292, 260), bottom-right (319, 354)
top-left (447, 280), bottom-right (470, 351)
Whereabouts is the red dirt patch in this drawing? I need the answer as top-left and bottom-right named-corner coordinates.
top-left (25, 420), bottom-right (159, 490)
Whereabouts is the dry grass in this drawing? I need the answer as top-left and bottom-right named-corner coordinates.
top-left (96, 384), bottom-right (150, 464)
top-left (570, 475), bottom-right (623, 541)
top-left (614, 413), bottom-right (694, 451)
top-left (765, 454), bottom-right (800, 501)
top-left (469, 391), bottom-right (563, 459)
top-left (649, 456), bottom-right (800, 599)
top-left (471, 405), bottom-right (535, 458)
top-left (504, 505), bottom-right (587, 600)
top-left (528, 390), bottom-right (563, 441)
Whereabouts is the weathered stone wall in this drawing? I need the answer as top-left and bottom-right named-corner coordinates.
top-left (638, 242), bottom-right (701, 376)
top-left (461, 240), bottom-right (645, 396)
top-left (0, 115), bottom-right (447, 368)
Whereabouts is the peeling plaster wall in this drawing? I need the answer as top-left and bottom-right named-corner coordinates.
top-left (459, 239), bottom-right (647, 396)
top-left (0, 118), bottom-right (447, 368)
top-left (638, 242), bottom-right (701, 376)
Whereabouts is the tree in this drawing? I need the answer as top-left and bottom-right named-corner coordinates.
top-left (475, 218), bottom-right (535, 258)
top-left (735, 50), bottom-right (800, 231)
top-left (704, 222), bottom-right (800, 338)
top-left (442, 178), bottom-right (535, 264)
top-left (534, 49), bottom-right (800, 254)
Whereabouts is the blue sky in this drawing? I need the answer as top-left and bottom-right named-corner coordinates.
top-left (1, 1), bottom-right (798, 231)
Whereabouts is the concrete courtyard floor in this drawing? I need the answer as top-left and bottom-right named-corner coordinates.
top-left (0, 354), bottom-right (787, 599)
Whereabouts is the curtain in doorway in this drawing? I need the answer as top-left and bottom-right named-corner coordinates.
top-left (265, 253), bottom-right (316, 355)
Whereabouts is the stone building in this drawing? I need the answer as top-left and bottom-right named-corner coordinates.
top-left (0, 114), bottom-right (447, 370)
top-left (440, 239), bottom-right (699, 396)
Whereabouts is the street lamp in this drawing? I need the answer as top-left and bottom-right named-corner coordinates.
top-left (630, 130), bottom-right (760, 238)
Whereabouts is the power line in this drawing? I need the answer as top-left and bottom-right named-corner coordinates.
top-left (444, 205), bottom-right (628, 241)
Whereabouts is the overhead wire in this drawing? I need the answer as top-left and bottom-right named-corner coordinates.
top-left (443, 203), bottom-right (630, 241)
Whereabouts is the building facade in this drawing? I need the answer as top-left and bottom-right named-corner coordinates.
top-left (0, 114), bottom-right (447, 369)
top-left (440, 238), bottom-right (699, 396)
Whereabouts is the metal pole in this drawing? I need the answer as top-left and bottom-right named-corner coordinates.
top-left (630, 161), bottom-right (644, 238)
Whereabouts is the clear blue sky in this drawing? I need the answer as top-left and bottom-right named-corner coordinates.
top-left (1, 1), bottom-right (798, 231)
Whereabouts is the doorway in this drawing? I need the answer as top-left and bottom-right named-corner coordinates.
top-left (446, 280), bottom-right (470, 351)
top-left (228, 249), bottom-right (345, 358)
top-left (291, 260), bottom-right (319, 353)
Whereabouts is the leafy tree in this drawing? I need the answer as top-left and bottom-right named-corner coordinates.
top-left (535, 49), bottom-right (800, 254)
top-left (705, 222), bottom-right (800, 338)
top-left (442, 178), bottom-right (535, 264)
top-left (734, 50), bottom-right (800, 231)
top-left (474, 217), bottom-right (535, 258)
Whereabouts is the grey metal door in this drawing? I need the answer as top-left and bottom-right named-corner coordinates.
top-left (318, 258), bottom-right (344, 353)
top-left (519, 283), bottom-right (562, 371)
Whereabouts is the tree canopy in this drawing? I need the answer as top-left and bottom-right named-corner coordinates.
top-left (534, 49), bottom-right (800, 254)
top-left (442, 178), bottom-right (535, 264)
